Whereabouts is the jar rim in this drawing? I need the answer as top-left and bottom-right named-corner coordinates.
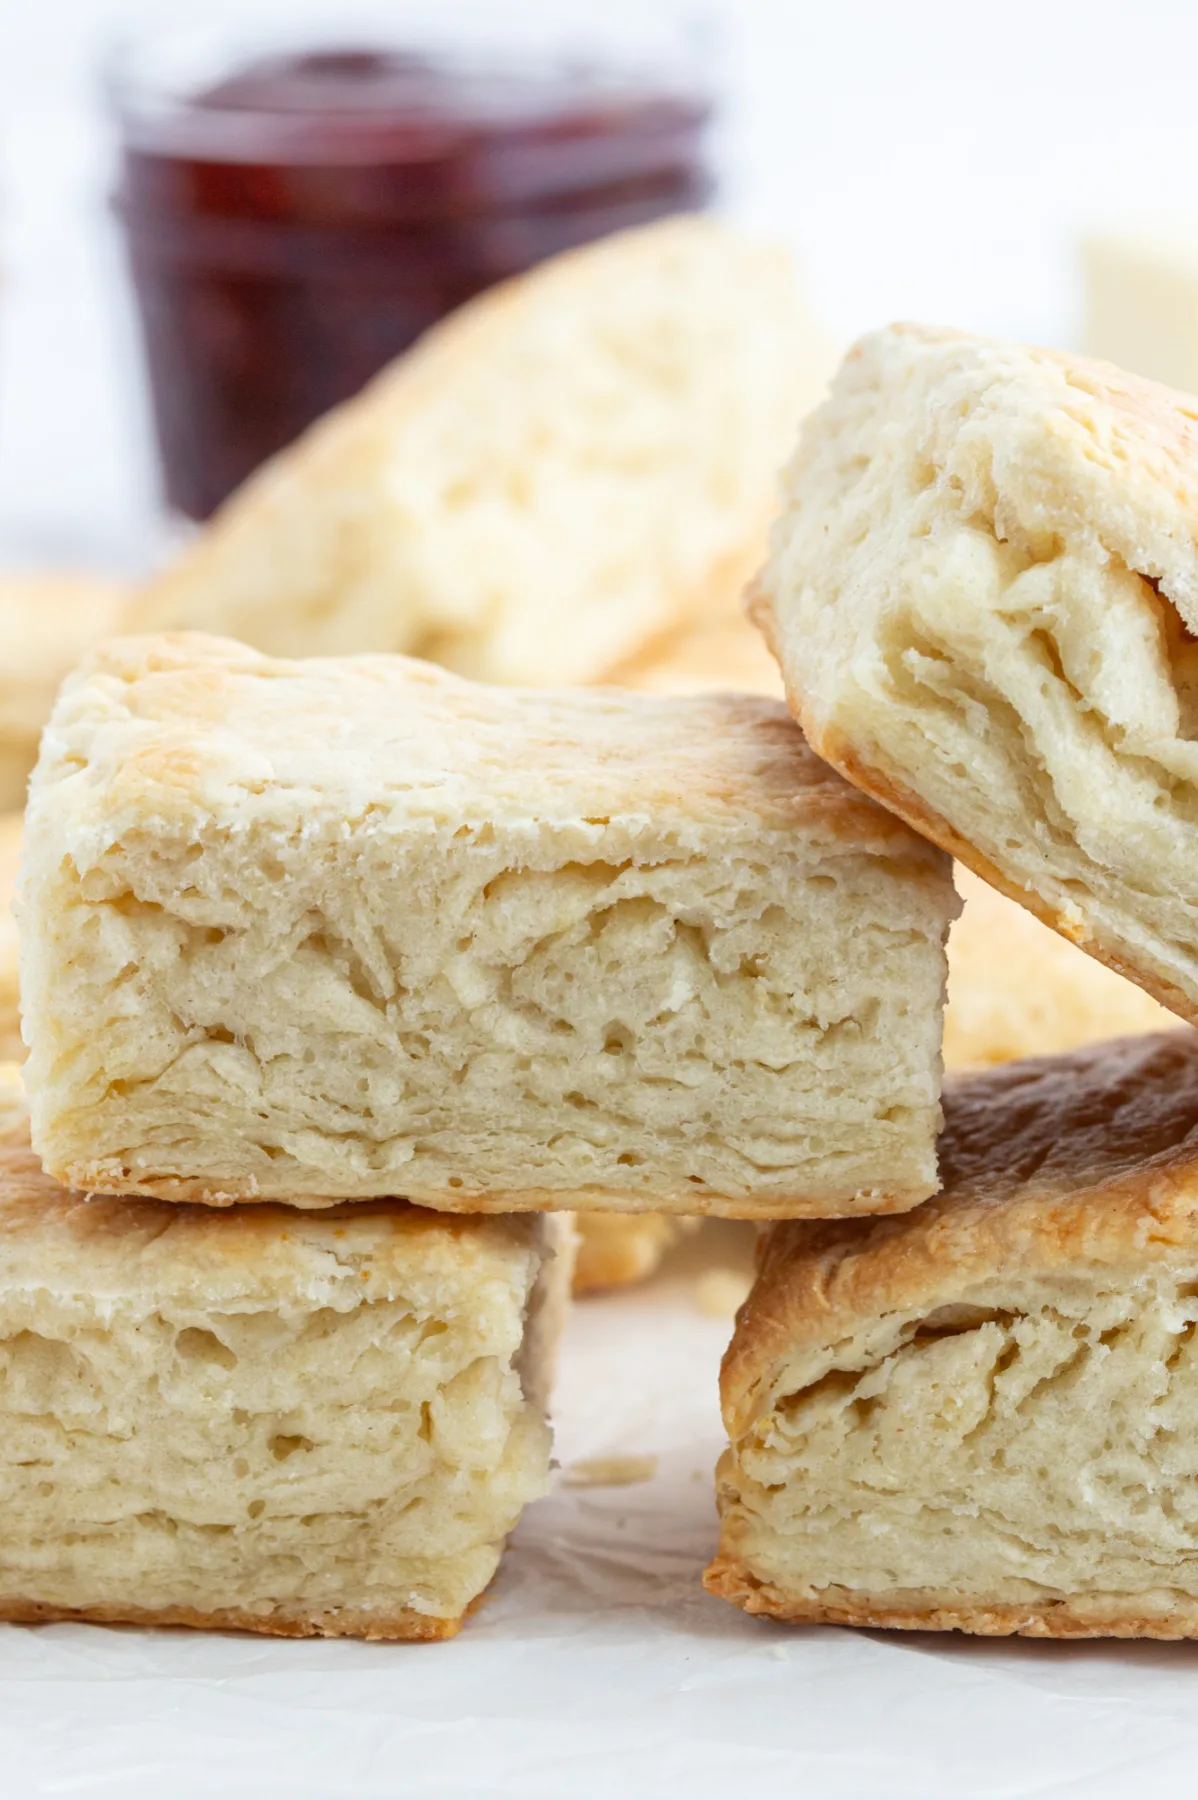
top-left (104, 6), bottom-right (718, 129)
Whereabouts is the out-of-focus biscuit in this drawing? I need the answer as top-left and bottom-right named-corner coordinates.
top-left (131, 218), bottom-right (830, 688)
top-left (0, 816), bottom-right (20, 1062)
top-left (945, 866), bottom-right (1178, 1068)
top-left (0, 576), bottom-right (128, 811)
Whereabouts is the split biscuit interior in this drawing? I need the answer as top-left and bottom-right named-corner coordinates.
top-left (753, 322), bottom-right (1198, 1022)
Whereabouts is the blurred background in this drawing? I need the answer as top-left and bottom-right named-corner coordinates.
top-left (2, 0), bottom-right (1197, 572)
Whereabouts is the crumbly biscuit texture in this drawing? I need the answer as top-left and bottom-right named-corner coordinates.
top-left (752, 323), bottom-right (1198, 1022)
top-left (20, 633), bottom-right (955, 1216)
top-left (0, 1117), bottom-right (570, 1639)
top-left (594, 609), bottom-right (784, 1308)
top-left (0, 576), bottom-right (129, 811)
top-left (132, 218), bottom-right (830, 688)
top-left (945, 866), bottom-right (1178, 1069)
top-left (707, 1030), bottom-right (1198, 1637)
top-left (0, 815), bottom-right (20, 1062)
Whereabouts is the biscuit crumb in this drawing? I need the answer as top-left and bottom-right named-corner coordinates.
top-left (694, 1268), bottom-right (752, 1317)
top-left (562, 1455), bottom-right (658, 1488)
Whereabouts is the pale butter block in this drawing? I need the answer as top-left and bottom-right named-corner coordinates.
top-left (1083, 228), bottom-right (1198, 395)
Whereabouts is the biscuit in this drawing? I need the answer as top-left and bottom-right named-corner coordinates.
top-left (0, 575), bottom-right (129, 811)
top-left (129, 218), bottom-right (828, 687)
top-left (752, 323), bottom-right (1198, 1022)
top-left (0, 1074), bottom-right (571, 1640)
top-left (591, 616), bottom-right (782, 1289)
top-left (19, 632), bottom-right (956, 1216)
top-left (572, 1213), bottom-right (696, 1295)
top-left (0, 815), bottom-right (20, 1063)
top-left (945, 866), bottom-right (1178, 1068)
top-left (0, 1064), bottom-right (23, 1144)
top-left (705, 1029), bottom-right (1198, 1638)
top-left (606, 614), bottom-right (785, 700)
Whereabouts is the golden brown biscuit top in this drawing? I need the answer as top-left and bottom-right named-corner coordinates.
top-left (32, 632), bottom-right (944, 870)
top-left (723, 1029), bottom-right (1198, 1432)
top-left (768, 322), bottom-right (1198, 632)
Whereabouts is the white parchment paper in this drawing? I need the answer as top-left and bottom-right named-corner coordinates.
top-left (1, 1221), bottom-right (1196, 1800)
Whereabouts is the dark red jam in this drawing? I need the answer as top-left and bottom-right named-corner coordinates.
top-left (113, 49), bottom-right (714, 519)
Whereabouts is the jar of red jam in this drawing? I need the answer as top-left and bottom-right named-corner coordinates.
top-left (108, 17), bottom-right (715, 521)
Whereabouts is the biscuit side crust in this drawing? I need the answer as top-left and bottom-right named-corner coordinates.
top-left (0, 1596), bottom-right (466, 1642)
top-left (703, 1557), bottom-right (1198, 1640)
top-left (803, 712), bottom-right (1198, 1028)
top-left (0, 1125), bottom-right (565, 1635)
top-left (711, 1037), bottom-right (1198, 1639)
top-left (53, 1173), bottom-right (939, 1219)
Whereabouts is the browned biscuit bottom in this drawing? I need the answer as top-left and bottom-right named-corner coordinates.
top-left (0, 1594), bottom-right (474, 1642)
top-left (703, 1556), bottom-right (1198, 1640)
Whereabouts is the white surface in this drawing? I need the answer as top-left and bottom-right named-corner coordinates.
top-left (2, 1227), bottom-right (1198, 1800)
top-left (8, 0), bottom-right (1198, 564)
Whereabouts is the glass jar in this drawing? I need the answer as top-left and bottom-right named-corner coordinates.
top-left (107, 6), bottom-right (716, 520)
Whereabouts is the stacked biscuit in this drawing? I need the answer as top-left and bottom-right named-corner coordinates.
top-left (125, 214), bottom-right (839, 1303)
top-left (5, 216), bottom-right (950, 1644)
top-left (0, 217), bottom-right (838, 1303)
top-left (706, 325), bottom-right (1198, 1639)
top-left (0, 1061), bottom-right (572, 1641)
top-left (9, 634), bottom-right (956, 1639)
